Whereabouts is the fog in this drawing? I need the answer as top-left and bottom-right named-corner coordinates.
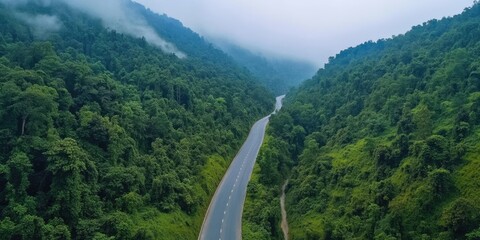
top-left (0, 0), bottom-right (185, 58)
top-left (15, 13), bottom-right (62, 39)
top-left (62, 0), bottom-right (186, 58)
top-left (135, 0), bottom-right (473, 67)
top-left (2, 0), bottom-right (474, 65)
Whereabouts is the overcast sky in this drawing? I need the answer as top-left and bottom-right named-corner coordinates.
top-left (135, 0), bottom-right (473, 67)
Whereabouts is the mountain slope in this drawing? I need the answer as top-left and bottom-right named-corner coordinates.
top-left (215, 42), bottom-right (317, 95)
top-left (244, 3), bottom-right (480, 240)
top-left (0, 1), bottom-right (273, 239)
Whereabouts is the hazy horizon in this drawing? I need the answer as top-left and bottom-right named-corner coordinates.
top-left (135, 0), bottom-right (473, 67)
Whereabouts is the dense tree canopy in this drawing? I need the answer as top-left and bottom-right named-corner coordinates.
top-left (244, 3), bottom-right (480, 240)
top-left (0, 1), bottom-right (273, 239)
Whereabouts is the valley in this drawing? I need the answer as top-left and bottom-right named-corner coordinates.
top-left (1, 1), bottom-right (479, 240)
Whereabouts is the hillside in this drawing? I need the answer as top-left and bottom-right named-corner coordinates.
top-left (0, 0), bottom-right (273, 239)
top-left (215, 42), bottom-right (317, 95)
top-left (244, 3), bottom-right (480, 240)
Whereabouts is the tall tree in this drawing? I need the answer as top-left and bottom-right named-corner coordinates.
top-left (46, 138), bottom-right (91, 226)
top-left (11, 84), bottom-right (58, 136)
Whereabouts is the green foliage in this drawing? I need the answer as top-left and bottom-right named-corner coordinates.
top-left (245, 3), bottom-right (480, 239)
top-left (5, 152), bottom-right (32, 202)
top-left (43, 218), bottom-right (72, 240)
top-left (218, 42), bottom-right (317, 95)
top-left (415, 135), bottom-right (451, 167)
top-left (441, 198), bottom-right (479, 238)
top-left (46, 138), bottom-right (91, 226)
top-left (243, 135), bottom-right (292, 240)
top-left (0, 1), bottom-right (274, 239)
top-left (243, 165), bottom-right (283, 240)
top-left (11, 84), bottom-right (58, 136)
top-left (0, 218), bottom-right (15, 239)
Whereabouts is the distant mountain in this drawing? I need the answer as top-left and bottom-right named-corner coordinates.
top-left (215, 41), bottom-right (317, 95)
top-left (0, 0), bottom-right (273, 239)
top-left (243, 3), bottom-right (480, 240)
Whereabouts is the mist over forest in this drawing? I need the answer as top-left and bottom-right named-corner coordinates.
top-left (1, 0), bottom-right (479, 240)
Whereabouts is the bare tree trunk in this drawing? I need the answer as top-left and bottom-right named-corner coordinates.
top-left (21, 116), bottom-right (26, 135)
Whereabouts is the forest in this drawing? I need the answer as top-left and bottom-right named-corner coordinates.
top-left (215, 42), bottom-right (317, 95)
top-left (243, 2), bottom-right (480, 240)
top-left (0, 1), bottom-right (274, 239)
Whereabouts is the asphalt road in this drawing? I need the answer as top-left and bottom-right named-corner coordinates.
top-left (198, 95), bottom-right (285, 240)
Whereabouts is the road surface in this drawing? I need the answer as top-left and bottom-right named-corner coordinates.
top-left (198, 95), bottom-right (285, 240)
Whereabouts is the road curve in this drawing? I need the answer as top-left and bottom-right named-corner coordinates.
top-left (198, 95), bottom-right (285, 240)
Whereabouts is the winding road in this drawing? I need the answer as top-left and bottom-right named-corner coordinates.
top-left (198, 95), bottom-right (285, 240)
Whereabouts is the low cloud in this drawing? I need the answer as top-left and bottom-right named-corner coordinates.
top-left (0, 0), bottom-right (186, 58)
top-left (61, 0), bottom-right (186, 58)
top-left (135, 0), bottom-right (473, 67)
top-left (15, 13), bottom-right (62, 39)
top-left (0, 0), bottom-right (51, 7)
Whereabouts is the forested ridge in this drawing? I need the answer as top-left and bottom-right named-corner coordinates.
top-left (0, 1), bottom-right (273, 239)
top-left (244, 3), bottom-right (480, 240)
top-left (215, 42), bottom-right (317, 95)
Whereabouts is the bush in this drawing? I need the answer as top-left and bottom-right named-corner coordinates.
top-left (441, 198), bottom-right (479, 237)
top-left (416, 135), bottom-right (450, 167)
top-left (374, 145), bottom-right (397, 167)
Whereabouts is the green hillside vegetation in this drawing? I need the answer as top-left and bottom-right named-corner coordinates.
top-left (0, 1), bottom-right (273, 239)
top-left (216, 42), bottom-right (317, 95)
top-left (244, 3), bottom-right (480, 240)
top-left (243, 135), bottom-right (292, 240)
